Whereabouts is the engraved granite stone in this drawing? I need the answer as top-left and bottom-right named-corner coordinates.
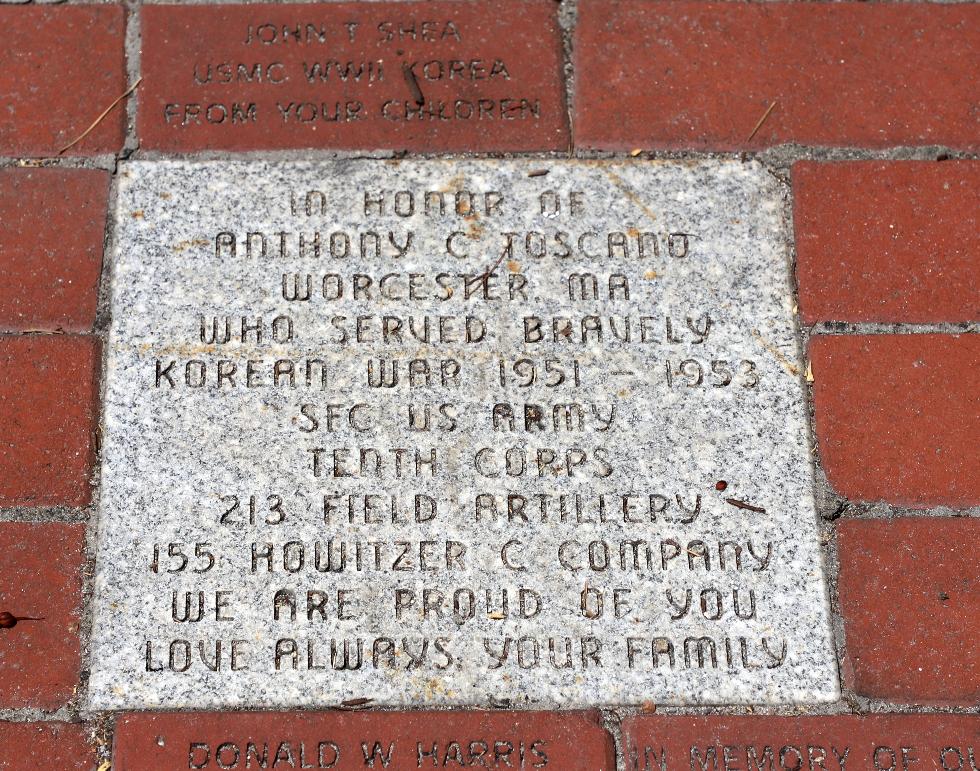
top-left (89, 160), bottom-right (839, 708)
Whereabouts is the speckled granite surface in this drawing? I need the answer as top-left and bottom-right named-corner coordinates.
top-left (88, 160), bottom-right (837, 708)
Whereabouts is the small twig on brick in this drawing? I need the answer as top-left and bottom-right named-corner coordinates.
top-left (0, 611), bottom-right (44, 629)
top-left (746, 100), bottom-right (778, 142)
top-left (58, 77), bottom-right (142, 155)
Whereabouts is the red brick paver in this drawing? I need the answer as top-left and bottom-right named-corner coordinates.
top-left (0, 722), bottom-right (94, 770)
top-left (794, 162), bottom-right (980, 324)
top-left (809, 335), bottom-right (980, 508)
top-left (0, 169), bottom-right (110, 333)
top-left (113, 711), bottom-right (615, 770)
top-left (574, 1), bottom-right (980, 151)
top-left (0, 524), bottom-right (85, 710)
top-left (0, 336), bottom-right (101, 508)
top-left (622, 714), bottom-right (980, 771)
top-left (139, 1), bottom-right (568, 153)
top-left (0, 6), bottom-right (127, 157)
top-left (837, 518), bottom-right (980, 705)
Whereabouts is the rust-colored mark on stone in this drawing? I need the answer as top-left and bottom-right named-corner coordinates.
top-left (725, 497), bottom-right (766, 514)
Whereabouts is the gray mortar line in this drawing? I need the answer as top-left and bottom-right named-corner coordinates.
top-left (599, 706), bottom-right (627, 771)
top-left (809, 323), bottom-right (978, 335)
top-left (133, 148), bottom-right (401, 162)
top-left (826, 506), bottom-right (980, 520)
top-left (3, 149), bottom-right (978, 167)
top-left (0, 507), bottom-right (91, 523)
top-left (74, 153), bottom-right (128, 759)
top-left (559, 0), bottom-right (578, 160)
top-left (824, 519), bottom-right (854, 711)
top-left (121, 147), bottom-right (980, 163)
top-left (72, 509), bottom-right (99, 720)
top-left (0, 707), bottom-right (75, 722)
top-left (780, 155), bottom-right (852, 714)
top-left (572, 147), bottom-right (980, 163)
top-left (80, 170), bottom-right (118, 750)
top-left (123, 0), bottom-right (142, 159)
top-left (93, 154), bottom-right (122, 338)
top-left (0, 156), bottom-right (117, 170)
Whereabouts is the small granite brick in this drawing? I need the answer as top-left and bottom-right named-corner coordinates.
top-left (0, 6), bottom-right (127, 156)
top-left (113, 711), bottom-right (615, 770)
top-left (0, 523), bottom-right (85, 709)
top-left (622, 714), bottom-right (980, 771)
top-left (838, 517), bottom-right (980, 704)
top-left (810, 334), bottom-right (980, 508)
top-left (89, 159), bottom-right (838, 709)
top-left (794, 161), bottom-right (980, 323)
top-left (0, 722), bottom-right (94, 771)
top-left (139, 2), bottom-right (568, 153)
top-left (0, 168), bottom-right (110, 332)
top-left (575, 1), bottom-right (980, 151)
top-left (0, 335), bottom-right (101, 507)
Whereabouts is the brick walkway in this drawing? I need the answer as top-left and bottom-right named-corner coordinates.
top-left (0, 1), bottom-right (977, 768)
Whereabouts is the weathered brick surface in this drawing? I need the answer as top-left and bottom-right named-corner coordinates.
top-left (0, 722), bottom-right (94, 770)
top-left (0, 169), bottom-right (109, 333)
top-left (139, 2), bottom-right (568, 153)
top-left (837, 518), bottom-right (980, 704)
top-left (0, 336), bottom-right (101, 507)
top-left (113, 711), bottom-right (615, 770)
top-left (574, 1), bottom-right (980, 151)
top-left (0, 523), bottom-right (85, 710)
top-left (794, 162), bottom-right (980, 324)
top-left (809, 335), bottom-right (980, 508)
top-left (622, 714), bottom-right (980, 771)
top-left (0, 6), bottom-right (127, 157)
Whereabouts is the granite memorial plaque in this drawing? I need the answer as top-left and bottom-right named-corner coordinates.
top-left (89, 160), bottom-right (838, 708)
